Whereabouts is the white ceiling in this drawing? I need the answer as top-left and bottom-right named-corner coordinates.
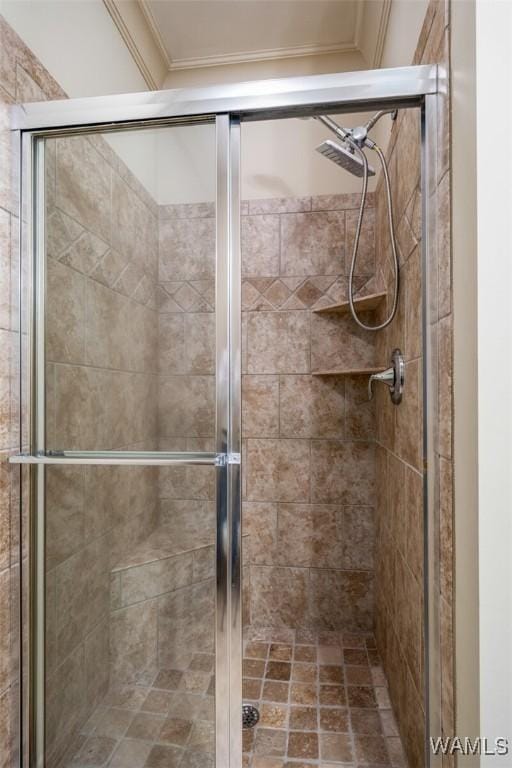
top-left (142, 0), bottom-right (362, 69)
top-left (101, 0), bottom-right (394, 88)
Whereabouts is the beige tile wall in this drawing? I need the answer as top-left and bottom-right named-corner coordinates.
top-left (158, 194), bottom-right (381, 636)
top-left (157, 202), bottom-right (216, 446)
top-left (373, 2), bottom-right (453, 766)
top-left (155, 200), bottom-right (217, 683)
top-left (240, 194), bottom-right (379, 633)
top-left (44, 130), bottom-right (161, 765)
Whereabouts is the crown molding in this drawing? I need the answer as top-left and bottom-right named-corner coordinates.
top-left (372, 0), bottom-right (392, 67)
top-left (354, 0), bottom-right (365, 51)
top-left (168, 42), bottom-right (360, 71)
top-left (103, 0), bottom-right (159, 89)
top-left (138, 0), bottom-right (173, 70)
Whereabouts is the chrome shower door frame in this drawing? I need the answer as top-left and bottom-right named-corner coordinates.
top-left (12, 64), bottom-right (441, 768)
top-left (15, 113), bottom-right (242, 768)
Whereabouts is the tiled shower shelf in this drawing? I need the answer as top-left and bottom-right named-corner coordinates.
top-left (313, 291), bottom-right (387, 315)
top-left (312, 367), bottom-right (386, 377)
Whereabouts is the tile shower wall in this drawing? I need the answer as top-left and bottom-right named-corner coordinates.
top-left (373, 2), bottom-right (452, 766)
top-left (240, 194), bottom-right (379, 632)
top-left (156, 195), bottom-right (381, 636)
top-left (44, 133), bottom-right (160, 765)
top-left (373, 113), bottom-right (425, 768)
top-left (46, 189), bottom-right (219, 765)
top-left (157, 200), bottom-right (216, 446)
top-left (155, 201), bottom-right (217, 670)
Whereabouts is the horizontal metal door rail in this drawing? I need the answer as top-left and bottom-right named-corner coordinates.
top-left (12, 65), bottom-right (438, 131)
top-left (9, 450), bottom-right (224, 466)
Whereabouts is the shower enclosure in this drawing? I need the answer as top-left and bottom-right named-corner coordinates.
top-left (10, 65), bottom-right (442, 768)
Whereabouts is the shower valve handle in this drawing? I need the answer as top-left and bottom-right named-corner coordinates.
top-left (368, 349), bottom-right (404, 405)
top-left (368, 368), bottom-right (394, 398)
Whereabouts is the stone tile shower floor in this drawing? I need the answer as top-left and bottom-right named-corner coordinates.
top-left (242, 626), bottom-right (408, 768)
top-left (58, 654), bottom-right (216, 768)
top-left (57, 628), bottom-right (407, 768)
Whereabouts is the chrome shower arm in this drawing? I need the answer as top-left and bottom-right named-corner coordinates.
top-left (315, 114), bottom-right (374, 151)
top-left (314, 115), bottom-right (353, 144)
top-left (364, 109), bottom-right (398, 132)
top-left (314, 110), bottom-right (397, 151)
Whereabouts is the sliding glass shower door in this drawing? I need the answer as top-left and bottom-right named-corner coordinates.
top-left (20, 115), bottom-right (241, 768)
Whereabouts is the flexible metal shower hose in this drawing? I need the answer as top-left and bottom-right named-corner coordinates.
top-left (348, 141), bottom-right (400, 332)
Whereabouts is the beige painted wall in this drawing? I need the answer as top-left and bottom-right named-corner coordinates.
top-left (451, 0), bottom-right (512, 757)
top-left (0, 0), bottom-right (147, 96)
top-left (241, 114), bottom-right (379, 201)
top-left (452, 0), bottom-right (480, 760)
top-left (163, 49), bottom-right (368, 88)
top-left (380, 0), bottom-right (430, 68)
top-left (475, 0), bottom-right (512, 760)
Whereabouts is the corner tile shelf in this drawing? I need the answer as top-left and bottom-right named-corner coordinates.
top-left (313, 291), bottom-right (387, 315)
top-left (312, 366), bottom-right (386, 377)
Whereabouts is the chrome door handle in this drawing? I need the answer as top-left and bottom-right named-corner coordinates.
top-left (368, 348), bottom-right (405, 405)
top-left (8, 450), bottom-right (222, 466)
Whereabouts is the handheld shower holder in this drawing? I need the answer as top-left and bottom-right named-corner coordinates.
top-left (315, 110), bottom-right (400, 332)
top-left (368, 349), bottom-right (405, 405)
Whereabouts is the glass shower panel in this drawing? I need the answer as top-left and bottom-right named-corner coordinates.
top-left (44, 123), bottom-right (217, 453)
top-left (44, 464), bottom-right (216, 767)
top-left (42, 122), bottom-right (218, 767)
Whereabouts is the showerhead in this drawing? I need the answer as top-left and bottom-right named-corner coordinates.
top-left (316, 139), bottom-right (375, 178)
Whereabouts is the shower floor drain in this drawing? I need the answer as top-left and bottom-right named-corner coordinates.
top-left (242, 704), bottom-right (260, 729)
